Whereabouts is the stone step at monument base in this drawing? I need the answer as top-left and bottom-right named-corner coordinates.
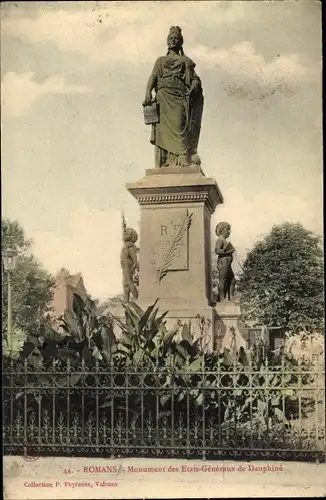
top-left (137, 299), bottom-right (244, 352)
top-left (106, 299), bottom-right (246, 353)
top-left (161, 303), bottom-right (246, 353)
top-left (143, 304), bottom-right (216, 346)
top-left (107, 300), bottom-right (216, 347)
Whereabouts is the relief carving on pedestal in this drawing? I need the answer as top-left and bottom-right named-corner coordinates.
top-left (156, 210), bottom-right (193, 283)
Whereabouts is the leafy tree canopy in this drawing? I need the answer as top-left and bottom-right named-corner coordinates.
top-left (237, 222), bottom-right (324, 334)
top-left (2, 218), bottom-right (55, 336)
top-left (1, 218), bottom-right (32, 252)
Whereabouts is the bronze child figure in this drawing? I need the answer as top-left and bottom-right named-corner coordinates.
top-left (120, 228), bottom-right (139, 302)
top-left (215, 222), bottom-right (236, 302)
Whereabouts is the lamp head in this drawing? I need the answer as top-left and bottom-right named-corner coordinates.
top-left (2, 247), bottom-right (18, 271)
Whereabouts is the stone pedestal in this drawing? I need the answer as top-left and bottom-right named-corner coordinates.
top-left (126, 166), bottom-right (223, 341)
top-left (213, 301), bottom-right (246, 353)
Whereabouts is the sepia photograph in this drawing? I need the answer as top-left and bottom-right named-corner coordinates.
top-left (1, 1), bottom-right (325, 498)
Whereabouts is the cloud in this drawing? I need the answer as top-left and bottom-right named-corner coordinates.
top-left (30, 189), bottom-right (322, 301)
top-left (213, 185), bottom-right (322, 266)
top-left (2, 5), bottom-right (318, 102)
top-left (192, 41), bottom-right (319, 97)
top-left (1, 2), bottom-right (250, 65)
top-left (32, 204), bottom-right (124, 300)
top-left (1, 72), bottom-right (91, 117)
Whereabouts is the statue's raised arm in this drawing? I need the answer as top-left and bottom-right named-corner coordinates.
top-left (142, 26), bottom-right (204, 168)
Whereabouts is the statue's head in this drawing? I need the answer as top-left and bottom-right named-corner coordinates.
top-left (215, 221), bottom-right (231, 238)
top-left (167, 26), bottom-right (183, 52)
top-left (123, 228), bottom-right (138, 243)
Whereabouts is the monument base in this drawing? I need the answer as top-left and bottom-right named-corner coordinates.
top-left (125, 165), bottom-right (238, 352)
top-left (213, 301), bottom-right (246, 353)
top-left (137, 300), bottom-right (216, 348)
top-left (108, 299), bottom-right (216, 349)
top-left (107, 299), bottom-right (246, 354)
top-left (126, 166), bottom-right (223, 309)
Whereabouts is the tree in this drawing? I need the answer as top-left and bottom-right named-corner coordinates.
top-left (97, 294), bottom-right (124, 317)
top-left (237, 222), bottom-right (324, 333)
top-left (1, 218), bottom-right (32, 252)
top-left (56, 267), bottom-right (71, 278)
top-left (2, 218), bottom-right (56, 337)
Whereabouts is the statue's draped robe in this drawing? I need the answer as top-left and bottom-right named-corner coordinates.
top-left (149, 53), bottom-right (203, 166)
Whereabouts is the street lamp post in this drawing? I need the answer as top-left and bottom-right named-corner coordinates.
top-left (2, 247), bottom-right (18, 353)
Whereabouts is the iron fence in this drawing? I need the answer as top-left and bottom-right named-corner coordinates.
top-left (2, 358), bottom-right (325, 462)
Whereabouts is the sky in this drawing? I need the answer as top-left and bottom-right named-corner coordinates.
top-left (1, 1), bottom-right (323, 301)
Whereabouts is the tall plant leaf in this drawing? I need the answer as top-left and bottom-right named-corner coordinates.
top-left (63, 310), bottom-right (84, 342)
top-left (126, 301), bottom-right (144, 317)
top-left (113, 316), bottom-right (129, 334)
top-left (181, 323), bottom-right (193, 343)
top-left (122, 305), bottom-right (141, 335)
top-left (100, 325), bottom-right (117, 353)
top-left (139, 299), bottom-right (159, 331)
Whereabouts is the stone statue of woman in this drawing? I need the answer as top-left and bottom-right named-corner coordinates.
top-left (142, 26), bottom-right (204, 168)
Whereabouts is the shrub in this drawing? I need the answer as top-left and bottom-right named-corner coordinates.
top-left (283, 331), bottom-right (324, 368)
top-left (6, 298), bottom-right (323, 430)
